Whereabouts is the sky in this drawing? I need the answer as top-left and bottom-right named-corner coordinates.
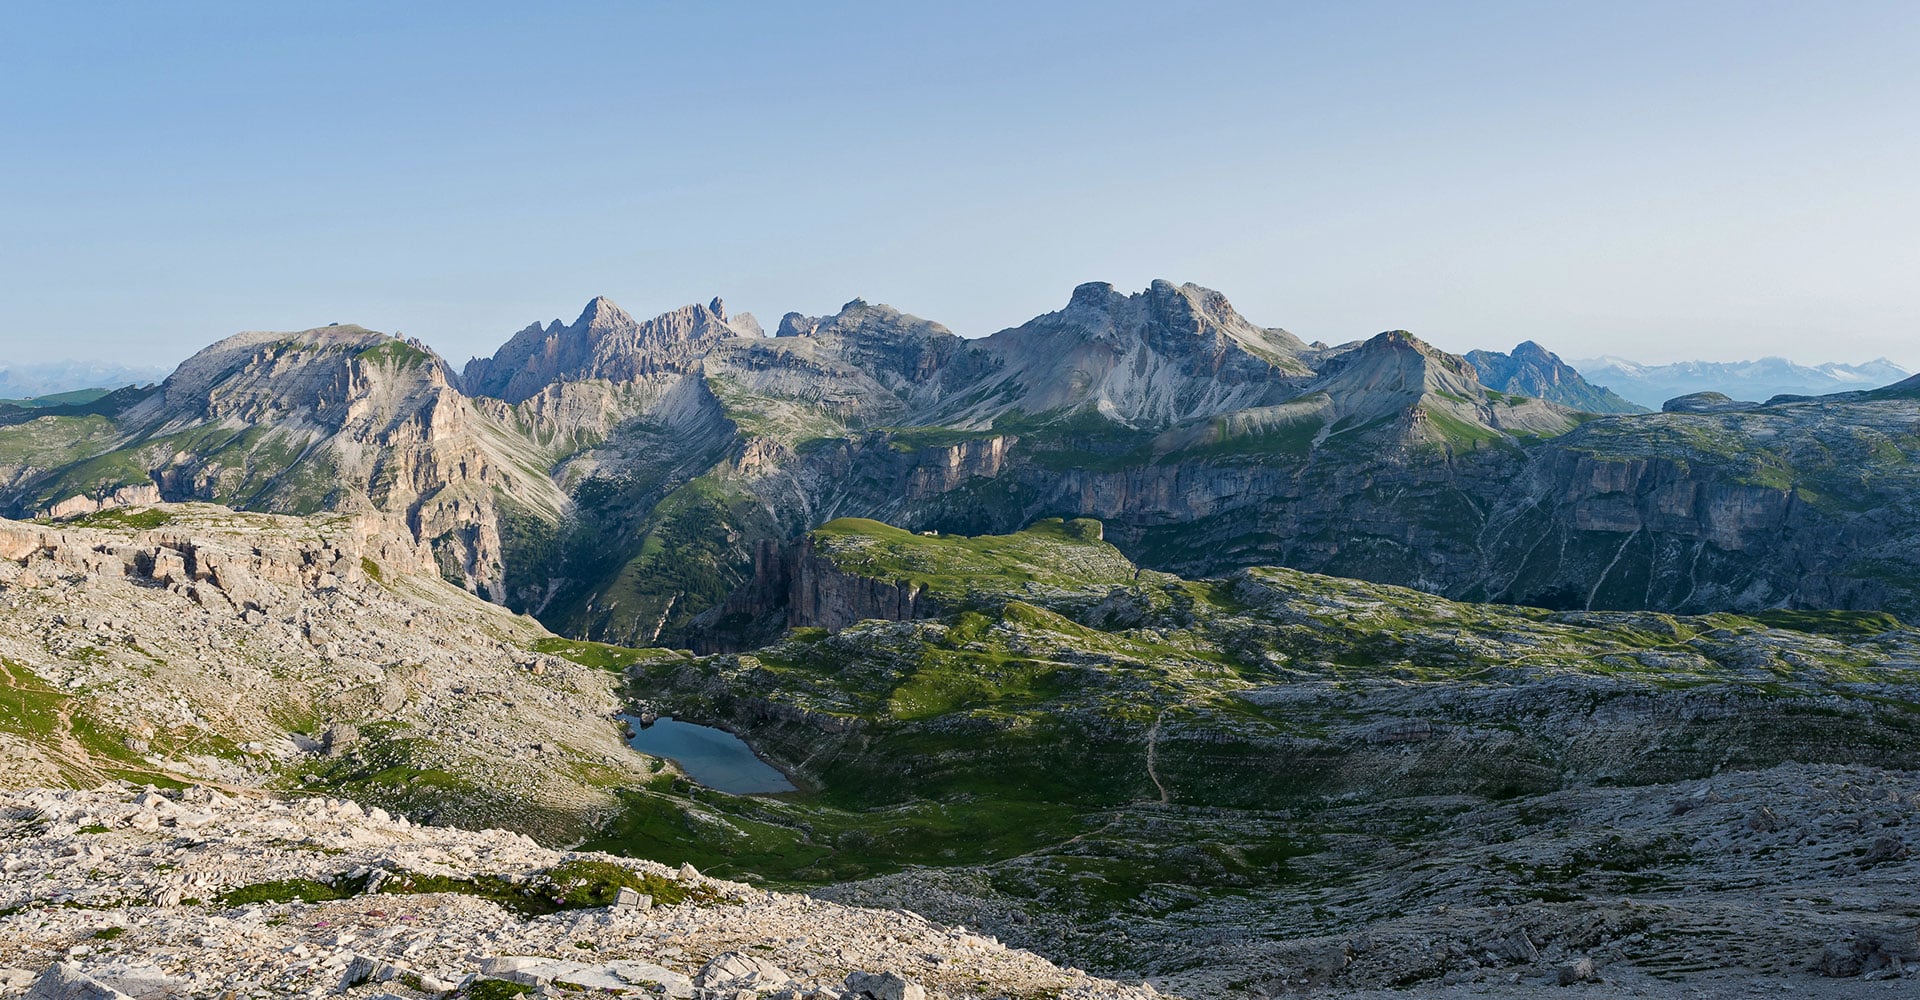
top-left (3, 1), bottom-right (1917, 370)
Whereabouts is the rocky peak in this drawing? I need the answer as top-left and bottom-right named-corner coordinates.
top-left (463, 295), bottom-right (755, 403)
top-left (1334, 330), bottom-right (1482, 391)
top-left (1288, 329), bottom-right (1582, 448)
top-left (577, 295), bottom-right (636, 333)
top-left (1467, 341), bottom-right (1644, 414)
top-left (1511, 339), bottom-right (1553, 362)
top-left (1067, 280), bottom-right (1117, 308)
top-left (934, 280), bottom-right (1312, 430)
top-left (132, 326), bottom-right (449, 429)
top-left (776, 312), bottom-right (821, 338)
top-left (1663, 390), bottom-right (1759, 413)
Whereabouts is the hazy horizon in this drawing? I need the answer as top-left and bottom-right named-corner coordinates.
top-left (5, 2), bottom-right (1916, 370)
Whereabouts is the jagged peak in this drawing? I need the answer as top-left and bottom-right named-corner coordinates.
top-left (776, 312), bottom-right (820, 338)
top-left (574, 295), bottom-right (635, 332)
top-left (1026, 279), bottom-right (1306, 358)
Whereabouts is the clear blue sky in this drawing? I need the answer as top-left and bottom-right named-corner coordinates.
top-left (4, 1), bottom-right (1917, 369)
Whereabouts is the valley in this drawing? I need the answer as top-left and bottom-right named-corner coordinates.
top-left (3, 280), bottom-right (1919, 996)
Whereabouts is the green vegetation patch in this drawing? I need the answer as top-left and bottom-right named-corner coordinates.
top-left (67, 507), bottom-right (175, 530)
top-left (218, 860), bottom-right (720, 915)
top-left (531, 636), bottom-right (680, 673)
top-left (355, 339), bottom-right (434, 368)
top-left (1746, 609), bottom-right (1904, 637)
top-left (809, 516), bottom-right (1136, 605)
top-left (220, 875), bottom-right (370, 906)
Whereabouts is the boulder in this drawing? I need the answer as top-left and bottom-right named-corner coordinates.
top-left (604, 961), bottom-right (694, 998)
top-left (843, 971), bottom-right (926, 1000)
top-left (25, 964), bottom-right (135, 1000)
top-left (1556, 956), bottom-right (1595, 985)
top-left (696, 952), bottom-right (792, 991)
top-left (1817, 927), bottom-right (1920, 977)
top-left (338, 954), bottom-right (408, 991)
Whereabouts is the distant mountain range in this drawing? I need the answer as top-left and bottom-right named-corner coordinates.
top-left (6, 279), bottom-right (1920, 645)
top-left (0, 360), bottom-right (169, 401)
top-left (1568, 355), bottom-right (1911, 410)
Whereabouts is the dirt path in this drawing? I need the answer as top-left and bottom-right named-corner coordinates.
top-left (1145, 708), bottom-right (1170, 804)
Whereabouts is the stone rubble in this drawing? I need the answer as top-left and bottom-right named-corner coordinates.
top-left (0, 784), bottom-right (1151, 1000)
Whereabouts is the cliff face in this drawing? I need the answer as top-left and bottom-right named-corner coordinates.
top-left (0, 508), bottom-right (435, 618)
top-left (714, 534), bottom-right (939, 635)
top-left (787, 535), bottom-right (937, 631)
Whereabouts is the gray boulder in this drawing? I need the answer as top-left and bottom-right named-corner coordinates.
top-left (696, 952), bottom-right (792, 991)
top-left (843, 971), bottom-right (926, 1000)
top-left (1556, 956), bottom-right (1595, 985)
top-left (26, 964), bottom-right (135, 1000)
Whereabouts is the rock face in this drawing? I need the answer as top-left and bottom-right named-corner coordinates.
top-left (40, 483), bottom-right (162, 520)
top-left (0, 325), bottom-right (567, 603)
top-left (710, 534), bottom-right (939, 638)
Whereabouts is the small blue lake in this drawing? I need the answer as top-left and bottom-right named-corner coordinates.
top-left (620, 715), bottom-right (797, 795)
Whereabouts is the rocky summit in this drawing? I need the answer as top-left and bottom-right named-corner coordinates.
top-left (3, 279), bottom-right (1920, 997)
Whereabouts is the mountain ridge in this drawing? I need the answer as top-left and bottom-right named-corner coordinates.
top-left (7, 279), bottom-right (1920, 647)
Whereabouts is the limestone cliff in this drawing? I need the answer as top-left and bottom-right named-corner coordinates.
top-left (712, 534), bottom-right (939, 635)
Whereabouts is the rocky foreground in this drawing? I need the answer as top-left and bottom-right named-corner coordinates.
top-left (0, 785), bottom-right (1153, 1000)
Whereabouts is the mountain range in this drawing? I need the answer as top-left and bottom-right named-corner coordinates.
top-left (1570, 355), bottom-right (1911, 410)
top-left (0, 359), bottom-right (170, 400)
top-left (7, 280), bottom-right (1920, 993)
top-left (4, 280), bottom-right (1919, 649)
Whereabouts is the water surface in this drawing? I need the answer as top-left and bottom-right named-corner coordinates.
top-left (620, 714), bottom-right (796, 794)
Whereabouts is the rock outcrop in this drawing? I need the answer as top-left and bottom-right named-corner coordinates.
top-left (0, 508), bottom-right (431, 614)
top-left (40, 483), bottom-right (162, 520)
